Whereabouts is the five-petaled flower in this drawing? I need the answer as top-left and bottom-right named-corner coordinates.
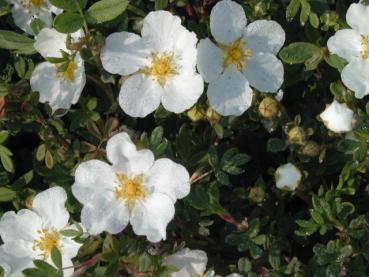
top-left (197, 0), bottom-right (285, 116)
top-left (71, 132), bottom-right (190, 242)
top-left (319, 100), bottom-right (354, 133)
top-left (101, 10), bottom-right (204, 117)
top-left (6, 0), bottom-right (61, 35)
top-left (327, 2), bottom-right (369, 99)
top-left (275, 163), bottom-right (302, 191)
top-left (0, 187), bottom-right (83, 277)
top-left (30, 28), bottom-right (86, 114)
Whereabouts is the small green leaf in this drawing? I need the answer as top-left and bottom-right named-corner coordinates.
top-left (51, 247), bottom-right (62, 269)
top-left (0, 130), bottom-right (9, 144)
top-left (155, 0), bottom-right (168, 10)
top-left (0, 30), bottom-right (35, 54)
top-left (54, 12), bottom-right (84, 33)
top-left (48, 0), bottom-right (79, 11)
top-left (86, 0), bottom-right (129, 24)
top-left (286, 0), bottom-right (300, 21)
top-left (0, 187), bottom-right (16, 202)
top-left (30, 19), bottom-right (47, 35)
top-left (0, 145), bottom-right (14, 173)
top-left (267, 138), bottom-right (287, 152)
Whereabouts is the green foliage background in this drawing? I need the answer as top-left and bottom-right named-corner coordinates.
top-left (0, 0), bottom-right (369, 276)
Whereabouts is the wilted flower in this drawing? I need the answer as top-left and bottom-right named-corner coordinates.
top-left (30, 28), bottom-right (86, 114)
top-left (327, 2), bottom-right (369, 99)
top-left (319, 100), bottom-right (354, 133)
top-left (6, 0), bottom-right (61, 35)
top-left (275, 163), bottom-right (302, 191)
top-left (0, 187), bottom-right (83, 277)
top-left (197, 0), bottom-right (285, 116)
top-left (72, 132), bottom-right (190, 242)
top-left (101, 11), bottom-right (204, 117)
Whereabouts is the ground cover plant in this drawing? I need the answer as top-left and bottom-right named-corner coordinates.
top-left (0, 0), bottom-right (368, 276)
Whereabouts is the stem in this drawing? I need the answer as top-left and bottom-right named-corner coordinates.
top-left (70, 254), bottom-right (101, 277)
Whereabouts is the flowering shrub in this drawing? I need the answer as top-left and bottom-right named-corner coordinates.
top-left (0, 0), bottom-right (368, 276)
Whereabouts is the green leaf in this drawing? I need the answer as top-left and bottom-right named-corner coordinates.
top-left (309, 12), bottom-right (319, 28)
top-left (238, 257), bottom-right (252, 274)
top-left (45, 150), bottom-right (54, 169)
top-left (267, 138), bottom-right (287, 152)
top-left (33, 260), bottom-right (58, 275)
top-left (0, 187), bottom-right (16, 202)
top-left (48, 0), bottom-right (79, 11)
top-left (54, 12), bottom-right (84, 33)
top-left (86, 0), bottom-right (129, 24)
top-left (0, 145), bottom-right (14, 173)
top-left (286, 0), bottom-right (300, 21)
top-left (155, 0), bottom-right (168, 10)
top-left (30, 19), bottom-right (47, 35)
top-left (299, 0), bottom-right (310, 25)
top-left (279, 42), bottom-right (322, 65)
top-left (0, 130), bottom-right (9, 144)
top-left (0, 30), bottom-right (35, 54)
top-left (51, 247), bottom-right (62, 269)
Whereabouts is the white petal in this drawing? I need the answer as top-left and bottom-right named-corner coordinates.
top-left (244, 20), bottom-right (285, 55)
top-left (346, 3), bottom-right (369, 35)
top-left (130, 193), bottom-right (175, 242)
top-left (2, 240), bottom-right (36, 261)
top-left (145, 158), bottom-right (190, 201)
top-left (34, 28), bottom-right (68, 58)
top-left (197, 38), bottom-right (224, 83)
top-left (81, 192), bottom-right (129, 235)
top-left (61, 256), bottom-right (74, 277)
top-left (106, 132), bottom-right (155, 175)
top-left (0, 210), bottom-right (42, 243)
top-left (72, 160), bottom-right (116, 204)
top-left (275, 163), bottom-right (302, 191)
top-left (207, 65), bottom-right (253, 116)
top-left (341, 60), bottom-right (369, 99)
top-left (225, 274), bottom-right (244, 277)
top-left (319, 100), bottom-right (354, 133)
top-left (101, 32), bottom-right (150, 76)
top-left (60, 236), bottom-right (82, 259)
top-left (210, 0), bottom-right (246, 44)
top-left (243, 52), bottom-right (284, 92)
top-left (327, 29), bottom-right (362, 63)
top-left (164, 248), bottom-right (208, 277)
top-left (119, 74), bottom-right (162, 117)
top-left (32, 186), bottom-right (69, 230)
top-left (0, 245), bottom-right (33, 277)
top-left (161, 73), bottom-right (204, 113)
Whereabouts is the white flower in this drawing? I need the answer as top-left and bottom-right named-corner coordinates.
top-left (327, 2), bottom-right (369, 99)
top-left (275, 163), bottom-right (302, 191)
top-left (101, 10), bottom-right (204, 118)
top-left (0, 187), bottom-right (83, 277)
top-left (71, 132), bottom-right (190, 242)
top-left (319, 100), bottom-right (354, 133)
top-left (163, 248), bottom-right (243, 277)
top-left (30, 28), bottom-right (86, 114)
top-left (197, 0), bottom-right (285, 116)
top-left (6, 0), bottom-right (61, 35)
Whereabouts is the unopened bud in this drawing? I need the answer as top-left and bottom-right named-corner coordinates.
top-left (301, 141), bottom-right (320, 157)
top-left (287, 126), bottom-right (305, 145)
top-left (259, 97), bottom-right (279, 118)
top-left (249, 186), bottom-right (265, 204)
top-left (187, 105), bottom-right (205, 122)
top-left (206, 107), bottom-right (221, 124)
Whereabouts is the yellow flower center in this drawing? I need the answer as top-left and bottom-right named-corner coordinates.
top-left (32, 229), bottom-right (61, 259)
top-left (115, 174), bottom-right (146, 209)
top-left (361, 35), bottom-right (369, 59)
top-left (223, 38), bottom-right (253, 71)
top-left (63, 61), bottom-right (78, 82)
top-left (31, 0), bottom-right (42, 7)
top-left (145, 52), bottom-right (178, 87)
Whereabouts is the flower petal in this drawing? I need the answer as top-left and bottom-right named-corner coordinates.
top-left (32, 186), bottom-right (69, 230)
top-left (130, 193), bottom-right (175, 242)
top-left (341, 60), bottom-right (369, 99)
top-left (346, 3), bottom-right (369, 35)
top-left (81, 192), bottom-right (129, 235)
top-left (210, 0), bottom-right (246, 44)
top-left (61, 257), bottom-right (74, 277)
top-left (207, 65), bottom-right (253, 116)
top-left (60, 235), bottom-right (82, 259)
top-left (72, 160), bottom-right (116, 204)
top-left (197, 38), bottom-right (225, 83)
top-left (119, 74), bottom-right (162, 117)
top-left (145, 158), bottom-right (190, 201)
top-left (243, 52), bottom-right (284, 92)
top-left (244, 20), bottom-right (285, 55)
top-left (34, 28), bottom-right (68, 58)
top-left (275, 163), bottom-right (302, 191)
top-left (327, 29), bottom-right (362, 63)
top-left (0, 245), bottom-right (33, 277)
top-left (0, 209), bottom-right (42, 243)
top-left (319, 100), bottom-right (354, 133)
top-left (106, 132), bottom-right (155, 175)
top-left (101, 32), bottom-right (150, 76)
top-left (164, 248), bottom-right (208, 277)
top-left (161, 73), bottom-right (204, 113)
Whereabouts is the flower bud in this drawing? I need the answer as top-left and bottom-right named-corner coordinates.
top-left (287, 126), bottom-right (305, 145)
top-left (249, 186), bottom-right (265, 204)
top-left (301, 141), bottom-right (320, 157)
top-left (258, 97), bottom-right (279, 118)
top-left (206, 107), bottom-right (221, 124)
top-left (187, 105), bottom-right (206, 122)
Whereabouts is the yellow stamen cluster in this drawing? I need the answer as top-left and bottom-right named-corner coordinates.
top-left (115, 174), bottom-right (146, 209)
top-left (63, 62), bottom-right (78, 82)
top-left (145, 52), bottom-right (178, 87)
top-left (223, 38), bottom-right (253, 71)
top-left (21, 0), bottom-right (43, 11)
top-left (361, 35), bottom-right (369, 59)
top-left (32, 229), bottom-right (61, 259)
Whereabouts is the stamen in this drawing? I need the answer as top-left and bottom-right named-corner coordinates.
top-left (115, 174), bottom-right (146, 210)
top-left (144, 52), bottom-right (178, 87)
top-left (32, 229), bottom-right (61, 259)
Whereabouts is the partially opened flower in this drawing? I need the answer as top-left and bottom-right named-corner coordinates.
top-left (6, 0), bottom-right (61, 35)
top-left (275, 163), bottom-right (302, 191)
top-left (72, 132), bottom-right (190, 242)
top-left (0, 187), bottom-right (83, 277)
top-left (101, 10), bottom-right (204, 117)
top-left (163, 248), bottom-right (243, 277)
top-left (327, 2), bottom-right (369, 99)
top-left (319, 100), bottom-right (354, 133)
top-left (197, 0), bottom-right (285, 116)
top-left (30, 28), bottom-right (86, 114)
